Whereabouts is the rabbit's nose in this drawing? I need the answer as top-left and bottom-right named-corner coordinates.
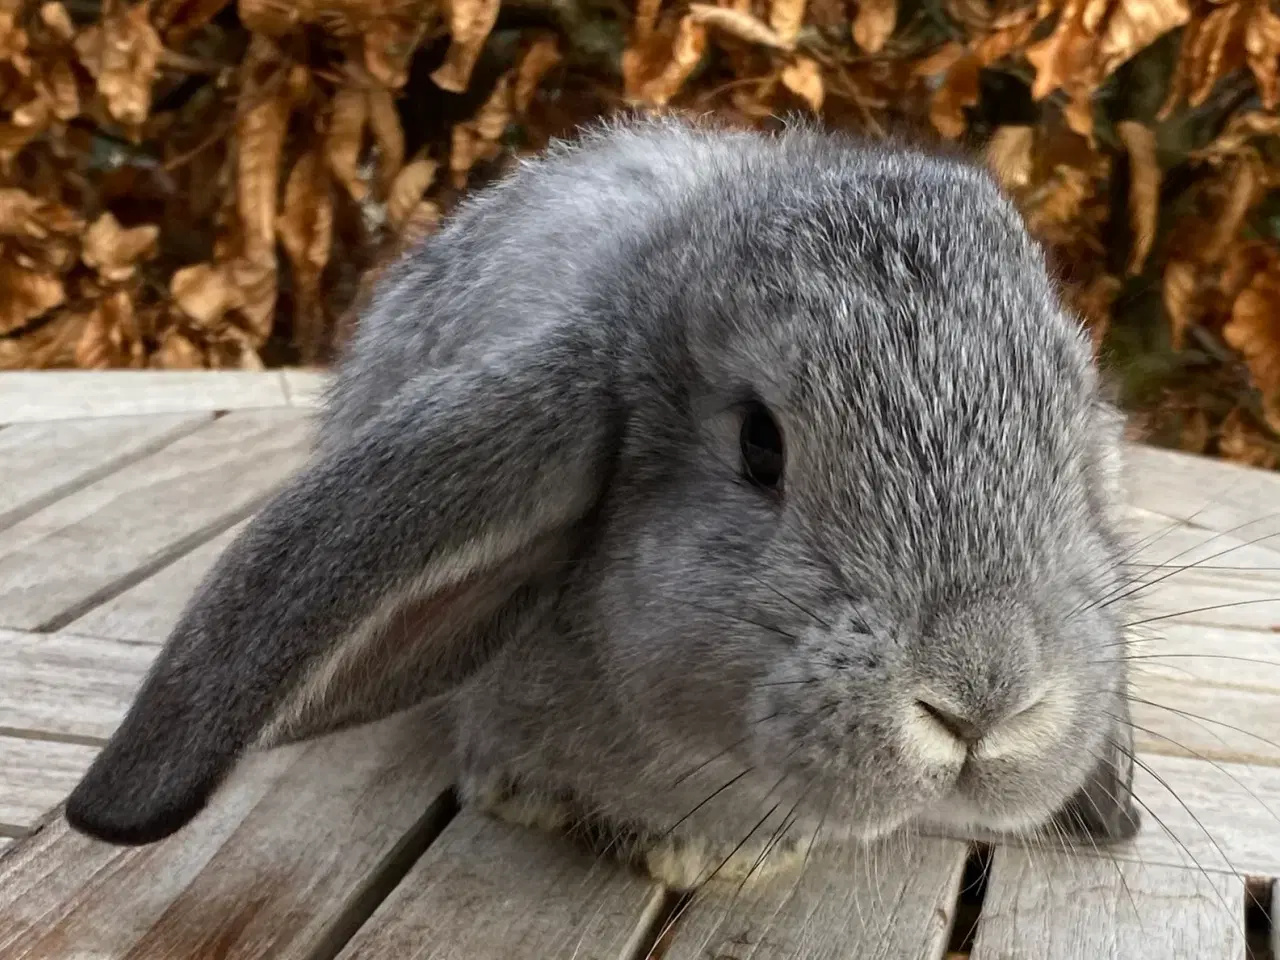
top-left (907, 686), bottom-right (1050, 764)
top-left (915, 699), bottom-right (984, 744)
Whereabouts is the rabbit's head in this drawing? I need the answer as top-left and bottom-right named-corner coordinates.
top-left (65, 116), bottom-right (1138, 851)
top-left (577, 140), bottom-right (1137, 844)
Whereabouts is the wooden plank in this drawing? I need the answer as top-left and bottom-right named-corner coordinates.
top-left (0, 371), bottom-right (291, 423)
top-left (0, 735), bottom-right (100, 833)
top-left (1129, 673), bottom-right (1280, 766)
top-left (63, 519), bottom-right (248, 644)
top-left (1125, 443), bottom-right (1280, 541)
top-left (1121, 505), bottom-right (1280, 574)
top-left (1121, 753), bottom-right (1280, 877)
top-left (0, 710), bottom-right (453, 960)
top-left (1124, 622), bottom-right (1280, 691)
top-left (0, 409), bottom-right (312, 631)
top-left (658, 835), bottom-right (967, 960)
top-left (338, 811), bottom-right (666, 960)
top-left (1124, 570), bottom-right (1280, 632)
top-left (0, 630), bottom-right (155, 741)
top-left (0, 414), bottom-right (212, 531)
top-left (281, 369), bottom-right (328, 408)
top-left (970, 845), bottom-right (1245, 960)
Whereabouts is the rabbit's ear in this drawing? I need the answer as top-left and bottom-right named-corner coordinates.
top-left (1051, 696), bottom-right (1141, 844)
top-left (65, 360), bottom-right (615, 846)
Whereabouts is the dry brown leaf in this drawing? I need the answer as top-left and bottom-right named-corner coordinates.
top-left (1070, 272), bottom-right (1122, 353)
top-left (388, 156), bottom-right (440, 234)
top-left (1097, 0), bottom-right (1190, 77)
top-left (781, 55), bottom-right (824, 110)
top-left (1219, 408), bottom-right (1279, 469)
top-left (152, 325), bottom-right (207, 368)
top-left (929, 53), bottom-right (981, 139)
top-left (235, 37), bottom-right (292, 337)
top-left (1203, 157), bottom-right (1259, 263)
top-left (1161, 1), bottom-right (1247, 114)
top-left (277, 151), bottom-right (334, 361)
top-left (623, 14), bottom-right (707, 105)
top-left (363, 15), bottom-right (428, 89)
top-left (1246, 0), bottom-right (1280, 107)
top-left (1224, 266), bottom-right (1280, 434)
top-left (1063, 91), bottom-right (1094, 141)
top-left (1115, 120), bottom-right (1159, 275)
top-left (431, 0), bottom-right (501, 92)
top-left (634, 0), bottom-right (663, 42)
top-left (1162, 259), bottom-right (1199, 350)
top-left (450, 73), bottom-right (512, 183)
top-left (985, 125), bottom-right (1035, 189)
top-left (74, 288), bottom-right (142, 368)
top-left (769, 0), bottom-right (807, 47)
top-left (367, 87), bottom-right (405, 193)
top-left (81, 212), bottom-right (159, 282)
top-left (973, 20), bottom-right (1039, 64)
top-left (1179, 408), bottom-right (1211, 455)
top-left (514, 34), bottom-right (562, 114)
top-left (0, 259), bottom-right (64, 333)
top-left (40, 2), bottom-right (76, 41)
top-left (0, 188), bottom-right (82, 238)
top-left (326, 85), bottom-right (370, 201)
top-left (74, 0), bottom-right (163, 128)
top-left (1024, 0), bottom-right (1101, 100)
top-left (171, 262), bottom-right (243, 327)
top-left (852, 0), bottom-right (897, 53)
top-left (913, 41), bottom-right (967, 77)
top-left (688, 4), bottom-right (791, 49)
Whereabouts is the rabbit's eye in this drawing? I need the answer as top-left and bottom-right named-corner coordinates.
top-left (740, 401), bottom-right (784, 490)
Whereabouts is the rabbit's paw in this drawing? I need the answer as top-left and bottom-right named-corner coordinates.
top-left (640, 831), bottom-right (805, 891)
top-left (471, 773), bottom-right (576, 834)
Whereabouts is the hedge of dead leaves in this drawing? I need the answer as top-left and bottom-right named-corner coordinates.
top-left (0, 0), bottom-right (1278, 466)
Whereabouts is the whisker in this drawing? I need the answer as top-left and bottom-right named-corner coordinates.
top-left (1123, 694), bottom-right (1280, 756)
top-left (1123, 597), bottom-right (1279, 629)
top-left (744, 571), bottom-right (833, 630)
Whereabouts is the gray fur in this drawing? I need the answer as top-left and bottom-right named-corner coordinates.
top-left (64, 115), bottom-right (1139, 885)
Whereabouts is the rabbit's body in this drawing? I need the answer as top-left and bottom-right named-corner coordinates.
top-left (65, 117), bottom-right (1140, 890)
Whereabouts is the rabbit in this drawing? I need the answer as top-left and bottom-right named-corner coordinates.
top-left (64, 114), bottom-right (1141, 891)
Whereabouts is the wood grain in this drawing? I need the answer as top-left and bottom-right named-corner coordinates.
top-left (1129, 673), bottom-right (1280, 766)
top-left (0, 414), bottom-right (212, 531)
top-left (0, 409), bottom-right (312, 631)
top-left (0, 629), bottom-right (156, 741)
top-left (0, 371), bottom-right (291, 422)
top-left (281, 369), bottom-right (328, 408)
top-left (659, 835), bottom-right (968, 960)
top-left (338, 811), bottom-right (666, 960)
top-left (0, 735), bottom-right (99, 833)
top-left (63, 519), bottom-right (248, 644)
top-left (0, 709), bottom-right (453, 960)
top-left (1125, 622), bottom-right (1280, 691)
top-left (1124, 444), bottom-right (1280, 543)
top-left (970, 846), bottom-right (1245, 960)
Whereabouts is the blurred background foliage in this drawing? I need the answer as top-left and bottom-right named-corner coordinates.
top-left (0, 0), bottom-right (1277, 466)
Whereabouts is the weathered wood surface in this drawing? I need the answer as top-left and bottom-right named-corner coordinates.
top-left (0, 413), bottom-right (212, 530)
top-left (63, 518), bottom-right (249, 644)
top-left (0, 629), bottom-right (155, 741)
top-left (0, 409), bottom-right (313, 631)
top-left (970, 847), bottom-right (1246, 960)
top-left (0, 372), bottom-right (1275, 960)
top-left (338, 812), bottom-right (667, 960)
top-left (657, 836), bottom-right (968, 960)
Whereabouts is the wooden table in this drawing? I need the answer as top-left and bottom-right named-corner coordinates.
top-left (1, 371), bottom-right (1279, 960)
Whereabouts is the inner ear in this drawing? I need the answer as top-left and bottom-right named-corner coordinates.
top-left (256, 563), bottom-right (535, 748)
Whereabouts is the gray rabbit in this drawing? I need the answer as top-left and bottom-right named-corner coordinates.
top-left (65, 114), bottom-right (1140, 890)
